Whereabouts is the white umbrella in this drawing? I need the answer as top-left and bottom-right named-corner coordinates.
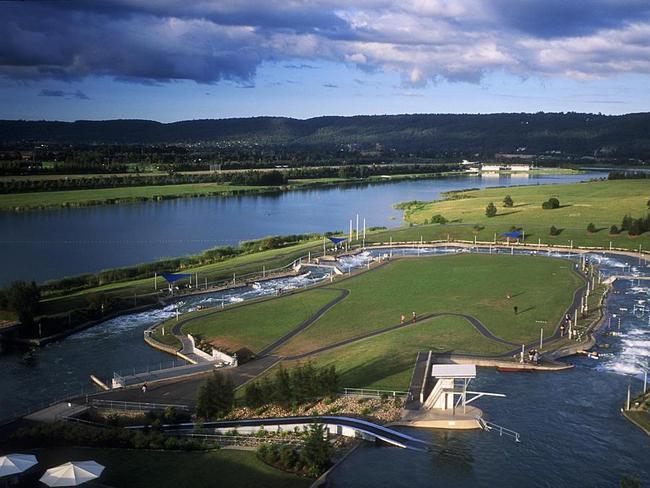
top-left (39, 461), bottom-right (104, 487)
top-left (0, 453), bottom-right (38, 477)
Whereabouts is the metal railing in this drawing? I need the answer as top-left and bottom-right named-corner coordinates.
top-left (342, 387), bottom-right (411, 399)
top-left (478, 418), bottom-right (521, 442)
top-left (90, 399), bottom-right (191, 412)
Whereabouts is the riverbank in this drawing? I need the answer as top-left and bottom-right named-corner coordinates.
top-left (0, 171), bottom-right (461, 211)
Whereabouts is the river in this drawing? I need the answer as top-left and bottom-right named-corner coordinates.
top-left (0, 171), bottom-right (602, 285)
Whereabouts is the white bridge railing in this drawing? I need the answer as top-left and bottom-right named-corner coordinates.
top-left (342, 387), bottom-right (411, 399)
top-left (477, 418), bottom-right (521, 442)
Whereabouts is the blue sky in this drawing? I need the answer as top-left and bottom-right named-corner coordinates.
top-left (2, 1), bottom-right (650, 122)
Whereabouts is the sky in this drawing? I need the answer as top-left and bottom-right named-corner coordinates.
top-left (1, 0), bottom-right (650, 122)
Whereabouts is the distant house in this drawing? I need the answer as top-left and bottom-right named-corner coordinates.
top-left (481, 164), bottom-right (503, 172)
top-left (509, 164), bottom-right (531, 172)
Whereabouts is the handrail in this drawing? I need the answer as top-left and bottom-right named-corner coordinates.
top-left (90, 399), bottom-right (191, 412)
top-left (342, 387), bottom-right (410, 399)
top-left (477, 417), bottom-right (521, 442)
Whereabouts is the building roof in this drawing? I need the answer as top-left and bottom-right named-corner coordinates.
top-left (431, 364), bottom-right (476, 378)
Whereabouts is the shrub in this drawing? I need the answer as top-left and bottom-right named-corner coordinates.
top-left (300, 424), bottom-right (333, 478)
top-left (587, 223), bottom-right (597, 233)
top-left (549, 225), bottom-right (560, 236)
top-left (503, 195), bottom-right (513, 207)
top-left (485, 202), bottom-right (497, 218)
top-left (542, 197), bottom-right (560, 209)
top-left (430, 214), bottom-right (448, 224)
top-left (279, 444), bottom-right (299, 469)
top-left (610, 225), bottom-right (619, 235)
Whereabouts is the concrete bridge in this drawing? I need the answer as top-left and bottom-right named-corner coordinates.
top-left (129, 415), bottom-right (431, 450)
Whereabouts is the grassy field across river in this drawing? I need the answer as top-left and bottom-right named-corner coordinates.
top-left (394, 179), bottom-right (650, 251)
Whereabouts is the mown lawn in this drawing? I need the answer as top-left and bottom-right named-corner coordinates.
top-left (284, 315), bottom-right (511, 390)
top-left (164, 288), bottom-right (343, 353)
top-left (17, 448), bottom-right (311, 488)
top-left (277, 253), bottom-right (582, 355)
top-left (386, 179), bottom-right (649, 251)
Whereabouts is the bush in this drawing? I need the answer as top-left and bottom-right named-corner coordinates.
top-left (430, 214), bottom-right (448, 224)
top-left (549, 225), bottom-right (560, 236)
top-left (503, 195), bottom-right (513, 207)
top-left (610, 225), bottom-right (619, 234)
top-left (542, 197), bottom-right (560, 210)
top-left (541, 201), bottom-right (553, 210)
top-left (0, 281), bottom-right (40, 331)
top-left (485, 202), bottom-right (497, 218)
top-left (300, 424), bottom-right (333, 478)
top-left (279, 444), bottom-right (299, 469)
top-left (587, 223), bottom-right (597, 233)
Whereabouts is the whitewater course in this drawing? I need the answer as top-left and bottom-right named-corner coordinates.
top-left (2, 241), bottom-right (649, 485)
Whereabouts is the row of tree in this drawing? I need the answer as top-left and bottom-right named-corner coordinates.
top-left (244, 363), bottom-right (340, 409)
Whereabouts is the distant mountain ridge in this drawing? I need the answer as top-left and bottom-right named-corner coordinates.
top-left (1, 113), bottom-right (649, 158)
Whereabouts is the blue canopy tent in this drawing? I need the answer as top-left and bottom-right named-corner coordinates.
top-left (501, 230), bottom-right (523, 239)
top-left (328, 236), bottom-right (347, 245)
top-left (161, 272), bottom-right (192, 283)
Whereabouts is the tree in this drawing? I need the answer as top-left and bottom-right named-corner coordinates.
top-left (610, 225), bottom-right (619, 235)
top-left (503, 195), bottom-right (513, 207)
top-left (587, 223), bottom-right (596, 233)
top-left (485, 202), bottom-right (497, 218)
top-left (620, 475), bottom-right (641, 488)
top-left (244, 382), bottom-right (264, 408)
top-left (196, 372), bottom-right (234, 419)
top-left (273, 365), bottom-right (293, 407)
top-left (0, 281), bottom-right (40, 329)
top-left (550, 225), bottom-right (560, 236)
top-left (300, 424), bottom-right (333, 477)
top-left (542, 198), bottom-right (560, 210)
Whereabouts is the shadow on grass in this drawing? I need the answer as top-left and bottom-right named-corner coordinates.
top-left (340, 356), bottom-right (412, 388)
top-left (517, 306), bottom-right (536, 315)
top-left (494, 211), bottom-right (521, 217)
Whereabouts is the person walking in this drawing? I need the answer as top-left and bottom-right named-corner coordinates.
top-left (412, 311), bottom-right (417, 323)
top-left (514, 305), bottom-right (519, 315)
top-left (400, 314), bottom-right (405, 324)
top-left (142, 383), bottom-right (147, 394)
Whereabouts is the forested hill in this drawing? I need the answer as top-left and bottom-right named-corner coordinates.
top-left (1, 112), bottom-right (650, 158)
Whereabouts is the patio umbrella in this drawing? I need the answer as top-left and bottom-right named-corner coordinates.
top-left (0, 453), bottom-right (38, 477)
top-left (39, 461), bottom-right (104, 487)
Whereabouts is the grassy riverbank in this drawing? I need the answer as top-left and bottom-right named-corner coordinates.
top-left (0, 171), bottom-right (456, 211)
top-left (396, 179), bottom-right (649, 251)
top-left (16, 448), bottom-right (311, 488)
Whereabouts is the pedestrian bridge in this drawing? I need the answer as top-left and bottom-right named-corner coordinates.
top-left (129, 415), bottom-right (430, 450)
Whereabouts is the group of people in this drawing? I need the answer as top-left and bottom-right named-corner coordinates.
top-left (400, 311), bottom-right (418, 324)
top-left (559, 313), bottom-right (579, 339)
top-left (527, 349), bottom-right (540, 364)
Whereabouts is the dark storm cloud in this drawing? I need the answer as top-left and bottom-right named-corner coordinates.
top-left (38, 89), bottom-right (90, 99)
top-left (2, 0), bottom-right (650, 87)
top-left (488, 0), bottom-right (650, 38)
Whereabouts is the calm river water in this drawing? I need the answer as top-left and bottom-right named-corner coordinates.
top-left (0, 172), bottom-right (601, 285)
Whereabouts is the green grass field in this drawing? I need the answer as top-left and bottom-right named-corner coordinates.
top-left (278, 254), bottom-right (582, 355)
top-left (285, 315), bottom-right (511, 390)
top-left (171, 254), bottom-right (581, 368)
top-left (394, 180), bottom-right (649, 251)
top-left (166, 288), bottom-right (342, 353)
top-left (0, 182), bottom-right (273, 210)
top-left (21, 448), bottom-right (311, 488)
